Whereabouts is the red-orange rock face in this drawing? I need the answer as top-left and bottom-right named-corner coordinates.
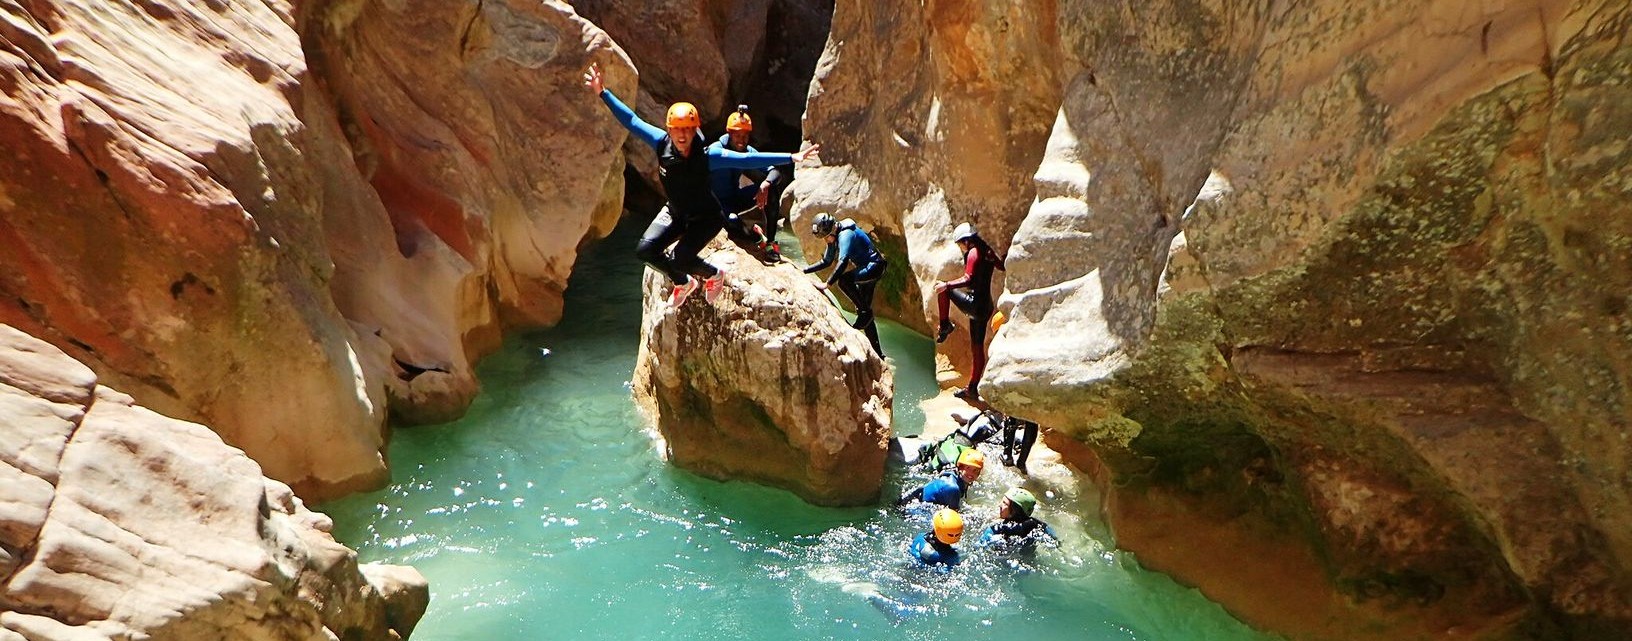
top-left (0, 0), bottom-right (633, 499)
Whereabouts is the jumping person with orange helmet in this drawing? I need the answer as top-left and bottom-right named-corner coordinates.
top-left (933, 223), bottom-right (1005, 400)
top-left (584, 64), bottom-right (819, 305)
top-left (708, 105), bottom-right (793, 261)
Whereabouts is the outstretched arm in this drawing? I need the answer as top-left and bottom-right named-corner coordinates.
top-left (584, 64), bottom-right (664, 150)
top-left (709, 143), bottom-right (821, 171)
top-left (803, 241), bottom-right (837, 275)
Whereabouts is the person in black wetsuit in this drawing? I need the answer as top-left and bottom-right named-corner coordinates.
top-left (978, 487), bottom-right (1057, 549)
top-left (804, 213), bottom-right (888, 356)
top-left (584, 64), bottom-right (818, 305)
top-left (933, 223), bottom-right (1004, 400)
top-left (707, 105), bottom-right (792, 261)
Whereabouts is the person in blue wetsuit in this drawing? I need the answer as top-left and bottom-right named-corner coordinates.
top-left (979, 487), bottom-right (1058, 549)
top-left (803, 213), bottom-right (888, 355)
top-left (707, 105), bottom-right (792, 260)
top-left (910, 508), bottom-right (965, 567)
top-left (584, 64), bottom-right (818, 306)
top-left (896, 448), bottom-right (985, 510)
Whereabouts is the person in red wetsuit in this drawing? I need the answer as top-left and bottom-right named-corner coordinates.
top-left (933, 223), bottom-right (1004, 400)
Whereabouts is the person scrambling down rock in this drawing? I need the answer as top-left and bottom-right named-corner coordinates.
top-left (896, 448), bottom-right (984, 510)
top-left (933, 222), bottom-right (1004, 399)
top-left (584, 64), bottom-right (818, 306)
top-left (910, 508), bottom-right (965, 567)
top-left (707, 105), bottom-right (792, 262)
top-left (804, 213), bottom-right (888, 356)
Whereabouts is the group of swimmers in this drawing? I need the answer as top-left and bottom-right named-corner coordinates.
top-left (585, 65), bottom-right (1050, 569)
top-left (585, 64), bottom-right (1003, 395)
top-left (892, 409), bottom-right (1056, 567)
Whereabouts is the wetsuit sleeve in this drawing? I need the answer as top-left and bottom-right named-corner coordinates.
top-left (708, 146), bottom-right (796, 171)
top-left (942, 247), bottom-right (978, 289)
top-left (765, 165), bottom-right (790, 187)
top-left (803, 242), bottom-right (837, 274)
top-left (826, 230), bottom-right (857, 285)
top-left (599, 89), bottom-right (665, 150)
top-left (894, 484), bottom-right (926, 507)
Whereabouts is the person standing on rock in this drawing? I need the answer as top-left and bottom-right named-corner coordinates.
top-left (804, 213), bottom-right (888, 355)
top-left (707, 105), bottom-right (793, 261)
top-left (584, 64), bottom-right (819, 306)
top-left (933, 223), bottom-right (1005, 400)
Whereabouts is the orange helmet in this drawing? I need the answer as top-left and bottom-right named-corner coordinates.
top-left (726, 104), bottom-right (753, 132)
top-left (666, 102), bottom-right (701, 129)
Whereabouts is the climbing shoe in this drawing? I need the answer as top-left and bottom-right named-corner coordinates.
top-left (704, 269), bottom-right (728, 304)
top-left (766, 241), bottom-right (782, 262)
top-left (935, 320), bottom-right (955, 343)
top-left (953, 386), bottom-right (980, 401)
top-left (670, 279), bottom-right (699, 307)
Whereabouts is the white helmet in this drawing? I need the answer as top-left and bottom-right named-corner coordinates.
top-left (952, 222), bottom-right (977, 242)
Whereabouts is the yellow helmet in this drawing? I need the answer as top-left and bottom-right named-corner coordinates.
top-left (666, 102), bottom-right (701, 129)
top-left (933, 508), bottom-right (964, 545)
top-left (726, 104), bottom-right (753, 132)
top-left (956, 448), bottom-right (986, 472)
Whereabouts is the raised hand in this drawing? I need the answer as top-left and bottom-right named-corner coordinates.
top-left (583, 63), bottom-right (604, 94)
top-left (792, 143), bottom-right (821, 165)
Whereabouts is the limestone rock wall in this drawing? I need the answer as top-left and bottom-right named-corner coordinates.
top-left (791, 0), bottom-right (1065, 334)
top-left (0, 324), bottom-right (428, 641)
top-left (633, 243), bottom-right (891, 506)
top-left (805, 0), bottom-right (1632, 638)
top-left (0, 0), bottom-right (631, 499)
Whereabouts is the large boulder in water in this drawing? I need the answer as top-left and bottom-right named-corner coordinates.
top-left (633, 241), bottom-right (892, 507)
top-left (0, 324), bottom-right (428, 640)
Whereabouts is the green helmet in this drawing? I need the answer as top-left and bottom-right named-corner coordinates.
top-left (1004, 487), bottom-right (1038, 518)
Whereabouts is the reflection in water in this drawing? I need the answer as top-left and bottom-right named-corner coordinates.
top-left (320, 219), bottom-right (1277, 641)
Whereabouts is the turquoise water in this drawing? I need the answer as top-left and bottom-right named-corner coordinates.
top-left (321, 219), bottom-right (1278, 641)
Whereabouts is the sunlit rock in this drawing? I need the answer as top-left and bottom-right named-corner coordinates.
top-left (0, 324), bottom-right (428, 640)
top-left (0, 0), bottom-right (631, 498)
top-left (633, 242), bottom-right (892, 506)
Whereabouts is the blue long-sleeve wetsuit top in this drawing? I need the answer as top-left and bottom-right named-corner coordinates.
top-left (706, 135), bottom-right (788, 215)
top-left (909, 532), bottom-right (961, 567)
top-left (599, 89), bottom-right (794, 218)
top-left (802, 221), bottom-right (883, 284)
top-left (896, 470), bottom-right (967, 510)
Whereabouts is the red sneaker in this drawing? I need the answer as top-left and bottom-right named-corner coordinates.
top-left (704, 270), bottom-right (728, 304)
top-left (671, 279), bottom-right (699, 307)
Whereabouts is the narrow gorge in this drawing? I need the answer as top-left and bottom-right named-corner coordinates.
top-left (2, 1), bottom-right (1628, 640)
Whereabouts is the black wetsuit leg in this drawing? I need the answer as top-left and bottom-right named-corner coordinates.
top-left (837, 276), bottom-right (882, 356)
top-left (635, 206), bottom-right (691, 285)
top-left (1015, 419), bottom-right (1037, 470)
top-left (671, 211), bottom-right (725, 278)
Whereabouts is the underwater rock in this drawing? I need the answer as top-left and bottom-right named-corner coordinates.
top-left (633, 241), bottom-right (892, 507)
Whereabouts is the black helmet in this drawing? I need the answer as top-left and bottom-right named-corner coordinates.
top-left (811, 213), bottom-right (837, 237)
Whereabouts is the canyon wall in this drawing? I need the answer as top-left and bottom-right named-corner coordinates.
top-left (806, 0), bottom-right (1632, 638)
top-left (0, 324), bottom-right (427, 641)
top-left (0, 0), bottom-right (632, 500)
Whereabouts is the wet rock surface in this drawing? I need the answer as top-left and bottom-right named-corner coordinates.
top-left (633, 241), bottom-right (892, 506)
